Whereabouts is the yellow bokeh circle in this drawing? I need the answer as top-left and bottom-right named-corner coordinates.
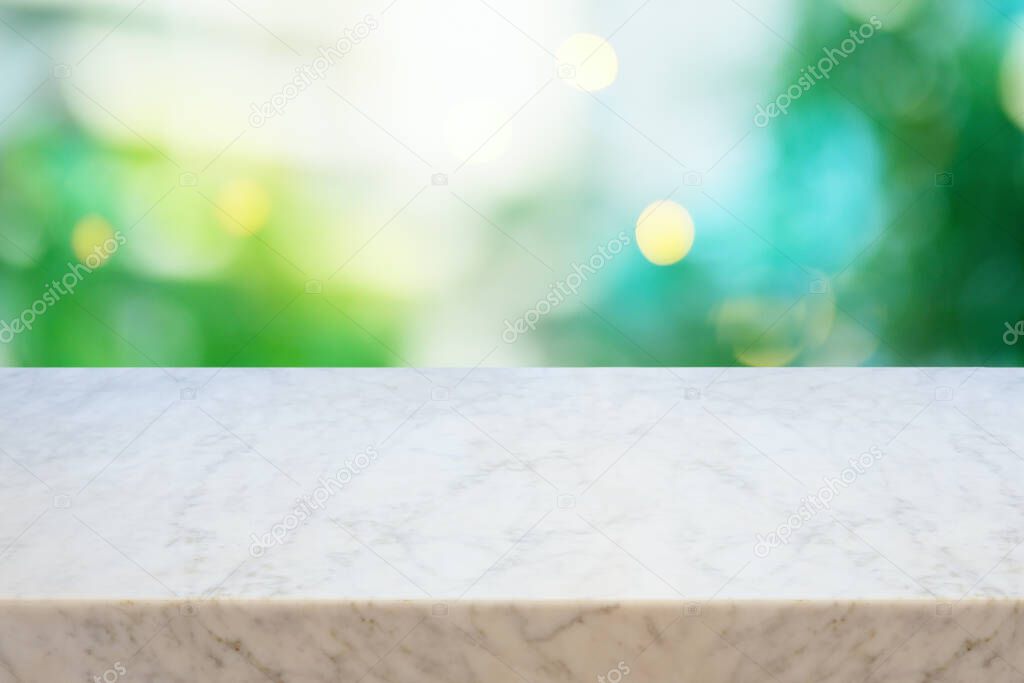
top-left (71, 215), bottom-right (117, 267)
top-left (635, 200), bottom-right (695, 266)
top-left (557, 34), bottom-right (619, 92)
top-left (216, 179), bottom-right (271, 236)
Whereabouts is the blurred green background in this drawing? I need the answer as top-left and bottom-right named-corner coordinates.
top-left (0, 0), bottom-right (1022, 367)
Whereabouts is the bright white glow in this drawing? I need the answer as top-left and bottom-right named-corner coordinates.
top-left (557, 33), bottom-right (619, 92)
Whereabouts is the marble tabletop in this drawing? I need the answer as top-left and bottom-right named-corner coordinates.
top-left (1, 367), bottom-right (1021, 602)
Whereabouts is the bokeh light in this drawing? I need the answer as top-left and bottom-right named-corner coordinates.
top-left (714, 297), bottom-right (804, 367)
top-left (71, 215), bottom-right (116, 267)
top-left (557, 34), bottom-right (619, 92)
top-left (1001, 29), bottom-right (1024, 132)
top-left (215, 180), bottom-right (271, 236)
top-left (0, 0), bottom-right (1020, 368)
top-left (635, 200), bottom-right (695, 266)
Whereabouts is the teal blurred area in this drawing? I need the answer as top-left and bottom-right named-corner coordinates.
top-left (0, 0), bottom-right (1022, 367)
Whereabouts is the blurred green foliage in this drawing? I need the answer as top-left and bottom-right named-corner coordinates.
top-left (1, 0), bottom-right (1023, 367)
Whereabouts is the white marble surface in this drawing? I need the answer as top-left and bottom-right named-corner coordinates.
top-left (1, 368), bottom-right (1023, 682)
top-left (2, 367), bottom-right (1022, 600)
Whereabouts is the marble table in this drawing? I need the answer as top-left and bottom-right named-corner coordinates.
top-left (0, 367), bottom-right (1022, 682)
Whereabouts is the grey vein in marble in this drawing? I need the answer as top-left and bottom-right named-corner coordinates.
top-left (0, 368), bottom-right (1022, 682)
